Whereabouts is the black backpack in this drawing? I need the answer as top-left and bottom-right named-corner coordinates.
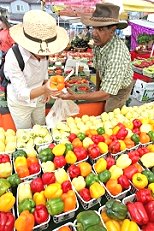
top-left (0, 44), bottom-right (25, 98)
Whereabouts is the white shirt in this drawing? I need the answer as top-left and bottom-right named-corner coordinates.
top-left (4, 45), bottom-right (48, 107)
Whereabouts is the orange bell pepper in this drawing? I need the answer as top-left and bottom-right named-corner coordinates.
top-left (72, 138), bottom-right (83, 148)
top-left (61, 190), bottom-right (77, 212)
top-left (139, 132), bottom-right (151, 144)
top-left (16, 166), bottom-right (30, 178)
top-left (124, 137), bottom-right (135, 149)
top-left (50, 75), bottom-right (65, 91)
top-left (106, 179), bottom-right (122, 196)
top-left (58, 226), bottom-right (71, 231)
top-left (15, 210), bottom-right (35, 231)
top-left (27, 157), bottom-right (38, 168)
top-left (77, 162), bottom-right (92, 177)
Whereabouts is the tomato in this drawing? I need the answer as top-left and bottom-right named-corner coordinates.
top-left (50, 75), bottom-right (65, 90)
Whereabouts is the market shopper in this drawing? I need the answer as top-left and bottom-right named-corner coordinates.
top-left (0, 16), bottom-right (14, 53)
top-left (58, 3), bottom-right (134, 112)
top-left (4, 10), bottom-right (69, 129)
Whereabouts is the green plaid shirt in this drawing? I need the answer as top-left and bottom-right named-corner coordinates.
top-left (93, 35), bottom-right (133, 95)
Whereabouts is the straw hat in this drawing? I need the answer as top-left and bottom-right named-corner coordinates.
top-left (81, 3), bottom-right (128, 30)
top-left (10, 10), bottom-right (69, 55)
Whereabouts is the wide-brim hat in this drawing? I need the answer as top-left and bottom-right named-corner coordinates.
top-left (10, 10), bottom-right (69, 55)
top-left (81, 3), bottom-right (128, 30)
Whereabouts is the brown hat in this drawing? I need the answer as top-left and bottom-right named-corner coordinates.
top-left (81, 3), bottom-right (128, 29)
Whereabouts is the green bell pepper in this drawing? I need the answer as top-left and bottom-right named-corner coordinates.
top-left (142, 170), bottom-right (154, 183)
top-left (38, 148), bottom-right (54, 162)
top-left (7, 173), bottom-right (21, 187)
top-left (86, 224), bottom-right (107, 231)
top-left (18, 198), bottom-right (35, 214)
top-left (13, 149), bottom-right (27, 159)
top-left (106, 199), bottom-right (127, 220)
top-left (65, 143), bottom-right (73, 153)
top-left (0, 179), bottom-right (11, 196)
top-left (97, 127), bottom-right (105, 135)
top-left (46, 198), bottom-right (64, 216)
top-left (98, 170), bottom-right (111, 183)
top-left (85, 173), bottom-right (99, 187)
top-left (148, 131), bottom-right (154, 142)
top-left (131, 134), bottom-right (140, 145)
top-left (76, 210), bottom-right (102, 231)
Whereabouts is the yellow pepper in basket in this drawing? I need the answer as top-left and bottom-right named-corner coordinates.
top-left (132, 173), bottom-right (148, 189)
top-left (148, 183), bottom-right (154, 193)
top-left (33, 191), bottom-right (46, 206)
top-left (89, 182), bottom-right (105, 199)
top-left (105, 219), bottom-right (121, 231)
top-left (44, 182), bottom-right (62, 199)
top-left (0, 162), bottom-right (12, 178)
top-left (94, 157), bottom-right (107, 173)
top-left (54, 168), bottom-right (68, 184)
top-left (109, 165), bottom-right (123, 180)
top-left (52, 143), bottom-right (66, 156)
top-left (121, 219), bottom-right (138, 231)
top-left (14, 156), bottom-right (27, 169)
top-left (0, 192), bottom-right (15, 212)
top-left (116, 154), bottom-right (132, 169)
top-left (65, 150), bottom-right (77, 164)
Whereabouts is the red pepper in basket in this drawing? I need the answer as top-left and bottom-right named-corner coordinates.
top-left (108, 140), bottom-right (120, 154)
top-left (30, 177), bottom-right (44, 193)
top-left (68, 133), bottom-right (77, 142)
top-left (42, 172), bottom-right (56, 185)
top-left (142, 222), bottom-right (154, 231)
top-left (106, 155), bottom-right (115, 169)
top-left (136, 189), bottom-right (154, 204)
top-left (73, 147), bottom-right (88, 161)
top-left (123, 164), bottom-right (139, 180)
top-left (61, 180), bottom-right (72, 193)
top-left (0, 211), bottom-right (15, 231)
top-left (53, 156), bottom-right (66, 168)
top-left (127, 201), bottom-right (149, 225)
top-left (79, 188), bottom-right (91, 201)
top-left (137, 147), bottom-right (149, 157)
top-left (145, 201), bottom-right (154, 222)
top-left (88, 144), bottom-right (100, 159)
top-left (133, 119), bottom-right (142, 129)
top-left (34, 205), bottom-right (49, 225)
top-left (28, 162), bottom-right (40, 175)
top-left (68, 164), bottom-right (81, 179)
top-left (128, 150), bottom-right (140, 164)
top-left (91, 135), bottom-right (105, 144)
top-left (0, 154), bottom-right (10, 163)
top-left (118, 175), bottom-right (130, 189)
top-left (116, 127), bottom-right (128, 140)
top-left (132, 128), bottom-right (140, 136)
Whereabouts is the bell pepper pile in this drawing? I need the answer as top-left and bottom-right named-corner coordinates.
top-left (13, 150), bottom-right (41, 179)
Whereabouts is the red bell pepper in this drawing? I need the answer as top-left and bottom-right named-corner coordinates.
top-left (145, 201), bottom-right (154, 222)
top-left (53, 156), bottom-right (66, 168)
top-left (0, 211), bottom-right (15, 231)
top-left (108, 140), bottom-right (121, 154)
top-left (42, 172), bottom-right (56, 185)
top-left (88, 144), bottom-right (100, 159)
top-left (61, 180), bottom-right (72, 193)
top-left (68, 164), bottom-right (81, 178)
top-left (68, 133), bottom-right (77, 142)
top-left (79, 188), bottom-right (91, 201)
top-left (128, 150), bottom-right (140, 164)
top-left (137, 147), bottom-right (149, 157)
top-left (142, 222), bottom-right (154, 231)
top-left (133, 119), bottom-right (142, 129)
top-left (136, 189), bottom-right (154, 204)
top-left (132, 128), bottom-right (140, 136)
top-left (28, 162), bottom-right (40, 175)
top-left (123, 164), bottom-right (139, 180)
top-left (116, 127), bottom-right (128, 140)
top-left (34, 205), bottom-right (49, 225)
top-left (48, 143), bottom-right (55, 149)
top-left (117, 122), bottom-right (125, 129)
top-left (106, 155), bottom-right (115, 170)
top-left (30, 177), bottom-right (44, 193)
top-left (0, 154), bottom-right (10, 163)
top-left (118, 175), bottom-right (130, 189)
top-left (91, 135), bottom-right (105, 144)
top-left (73, 147), bottom-right (88, 161)
top-left (110, 135), bottom-right (118, 141)
top-left (127, 201), bottom-right (149, 225)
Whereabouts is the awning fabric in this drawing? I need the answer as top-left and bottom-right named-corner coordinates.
top-left (123, 0), bottom-right (154, 12)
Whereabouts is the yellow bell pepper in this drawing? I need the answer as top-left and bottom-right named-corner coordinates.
top-left (44, 182), bottom-right (62, 199)
top-left (72, 176), bottom-right (86, 192)
top-left (121, 219), bottom-right (138, 231)
top-left (82, 137), bottom-right (94, 149)
top-left (65, 150), bottom-right (77, 164)
top-left (132, 173), bottom-right (148, 189)
top-left (116, 154), bottom-right (132, 169)
top-left (52, 143), bottom-right (66, 156)
top-left (18, 183), bottom-right (32, 203)
top-left (94, 157), bottom-right (107, 173)
top-left (55, 168), bottom-right (69, 184)
top-left (98, 142), bottom-right (108, 154)
top-left (89, 182), bottom-right (105, 199)
top-left (109, 165), bottom-right (123, 180)
top-left (105, 219), bottom-right (121, 231)
top-left (0, 162), bottom-right (12, 178)
top-left (33, 191), bottom-right (46, 206)
top-left (148, 183), bottom-right (154, 193)
top-left (14, 156), bottom-right (27, 169)
top-left (0, 192), bottom-right (15, 212)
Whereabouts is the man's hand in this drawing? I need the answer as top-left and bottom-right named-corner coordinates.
top-left (58, 88), bottom-right (77, 100)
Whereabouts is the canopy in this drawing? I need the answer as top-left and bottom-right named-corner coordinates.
top-left (123, 0), bottom-right (154, 12)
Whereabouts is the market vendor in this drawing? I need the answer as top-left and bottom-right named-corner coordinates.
top-left (3, 10), bottom-right (69, 129)
top-left (58, 3), bottom-right (134, 112)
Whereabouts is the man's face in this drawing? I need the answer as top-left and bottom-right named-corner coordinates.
top-left (92, 25), bottom-right (116, 46)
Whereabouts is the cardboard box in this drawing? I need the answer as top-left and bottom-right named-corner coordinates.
top-left (132, 79), bottom-right (154, 102)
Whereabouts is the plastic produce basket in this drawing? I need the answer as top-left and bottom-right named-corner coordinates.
top-left (53, 222), bottom-right (77, 231)
top-left (16, 181), bottom-right (50, 231)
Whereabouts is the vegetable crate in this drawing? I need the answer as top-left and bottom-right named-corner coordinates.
top-left (53, 222), bottom-right (77, 231)
top-left (53, 198), bottom-right (79, 223)
top-left (16, 181), bottom-right (50, 231)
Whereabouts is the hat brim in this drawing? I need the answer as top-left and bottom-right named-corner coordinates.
top-left (81, 15), bottom-right (128, 30)
top-left (10, 24), bottom-right (69, 55)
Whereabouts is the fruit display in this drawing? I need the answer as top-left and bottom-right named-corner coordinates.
top-left (71, 36), bottom-right (89, 49)
top-left (133, 56), bottom-right (154, 77)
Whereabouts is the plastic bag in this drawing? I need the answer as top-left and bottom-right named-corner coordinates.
top-left (46, 98), bottom-right (79, 128)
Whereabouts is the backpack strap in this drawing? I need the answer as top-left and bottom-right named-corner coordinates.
top-left (12, 44), bottom-right (25, 71)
